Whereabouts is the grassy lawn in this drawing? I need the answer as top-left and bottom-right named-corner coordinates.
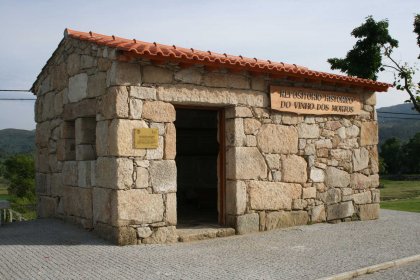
top-left (380, 179), bottom-right (420, 213)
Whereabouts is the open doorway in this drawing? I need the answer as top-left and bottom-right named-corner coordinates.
top-left (175, 108), bottom-right (222, 227)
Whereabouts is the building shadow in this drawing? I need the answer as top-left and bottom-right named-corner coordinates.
top-left (0, 219), bottom-right (112, 246)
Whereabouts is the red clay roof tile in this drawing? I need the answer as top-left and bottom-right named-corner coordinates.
top-left (65, 28), bottom-right (390, 92)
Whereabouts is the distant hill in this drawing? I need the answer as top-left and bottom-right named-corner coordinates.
top-left (377, 103), bottom-right (420, 147)
top-left (0, 129), bottom-right (35, 157)
top-left (0, 104), bottom-right (418, 157)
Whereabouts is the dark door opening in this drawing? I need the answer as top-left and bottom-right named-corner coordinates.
top-left (175, 108), bottom-right (220, 226)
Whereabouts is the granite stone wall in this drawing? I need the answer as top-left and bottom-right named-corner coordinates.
top-left (33, 37), bottom-right (379, 245)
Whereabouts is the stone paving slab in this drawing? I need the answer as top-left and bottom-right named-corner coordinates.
top-left (358, 260), bottom-right (420, 280)
top-left (0, 209), bottom-right (419, 280)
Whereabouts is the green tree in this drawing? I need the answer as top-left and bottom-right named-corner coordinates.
top-left (3, 154), bottom-right (35, 200)
top-left (380, 137), bottom-right (402, 174)
top-left (328, 15), bottom-right (420, 112)
top-left (328, 16), bottom-right (398, 81)
top-left (378, 156), bottom-right (387, 174)
top-left (402, 132), bottom-right (420, 174)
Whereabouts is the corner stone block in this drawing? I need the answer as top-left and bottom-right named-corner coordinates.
top-left (164, 123), bottom-right (176, 160)
top-left (353, 191), bottom-right (372, 204)
top-left (350, 173), bottom-right (370, 190)
top-left (108, 119), bottom-right (147, 157)
top-left (236, 213), bottom-right (259, 235)
top-left (364, 92), bottom-right (376, 106)
top-left (96, 157), bottom-right (133, 189)
top-left (166, 193), bottom-right (177, 225)
top-left (36, 148), bottom-right (49, 173)
top-left (249, 181), bottom-right (301, 210)
top-left (106, 61), bottom-right (141, 86)
top-left (142, 101), bottom-right (175, 122)
top-left (225, 118), bottom-right (246, 147)
top-left (54, 91), bottom-right (64, 116)
top-left (68, 73), bottom-right (88, 103)
top-left (42, 92), bottom-right (55, 120)
top-left (225, 180), bottom-right (247, 215)
top-left (116, 189), bottom-right (164, 225)
top-left (257, 124), bottom-right (298, 154)
top-left (94, 223), bottom-right (137, 246)
top-left (36, 121), bottom-right (50, 147)
top-left (36, 173), bottom-right (48, 195)
top-left (98, 86), bottom-right (129, 120)
top-left (116, 226), bottom-right (138, 245)
top-left (352, 148), bottom-right (369, 172)
top-left (226, 147), bottom-right (267, 180)
top-left (96, 120), bottom-right (109, 156)
top-left (359, 204), bottom-right (379, 220)
top-left (149, 160), bottom-right (177, 193)
top-left (360, 121), bottom-right (378, 146)
top-left (326, 201), bottom-right (354, 221)
top-left (92, 187), bottom-right (116, 224)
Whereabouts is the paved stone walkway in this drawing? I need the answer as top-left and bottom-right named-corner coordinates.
top-left (359, 261), bottom-right (420, 280)
top-left (0, 209), bottom-right (419, 279)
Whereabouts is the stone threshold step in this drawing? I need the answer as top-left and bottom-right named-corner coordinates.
top-left (176, 227), bottom-right (235, 242)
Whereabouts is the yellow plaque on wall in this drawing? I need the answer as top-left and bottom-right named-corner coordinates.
top-left (134, 128), bottom-right (159, 149)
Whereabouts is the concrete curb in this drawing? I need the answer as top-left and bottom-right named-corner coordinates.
top-left (317, 254), bottom-right (420, 280)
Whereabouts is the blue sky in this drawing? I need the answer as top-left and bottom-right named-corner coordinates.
top-left (0, 0), bottom-right (418, 129)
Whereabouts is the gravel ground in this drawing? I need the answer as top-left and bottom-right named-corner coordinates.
top-left (0, 209), bottom-right (419, 280)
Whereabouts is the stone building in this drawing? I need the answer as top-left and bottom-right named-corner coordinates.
top-left (32, 29), bottom-right (390, 245)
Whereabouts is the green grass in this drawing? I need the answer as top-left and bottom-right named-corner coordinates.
top-left (380, 179), bottom-right (420, 213)
top-left (380, 198), bottom-right (420, 213)
top-left (0, 177), bottom-right (36, 220)
top-left (0, 179), bottom-right (10, 200)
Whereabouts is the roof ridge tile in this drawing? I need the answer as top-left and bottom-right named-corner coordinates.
top-left (64, 28), bottom-right (391, 91)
